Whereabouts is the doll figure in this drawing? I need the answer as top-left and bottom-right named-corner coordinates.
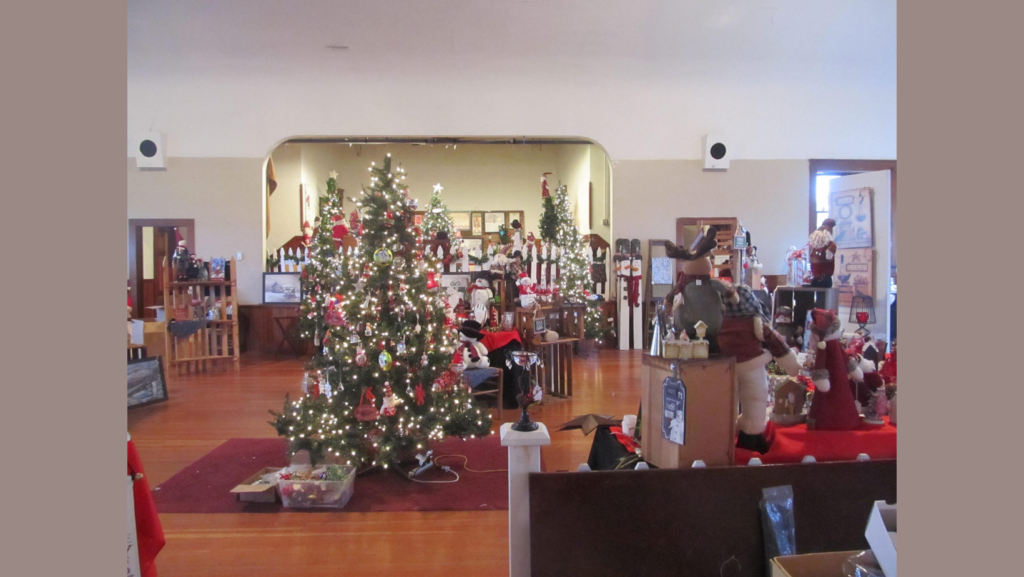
top-left (719, 284), bottom-right (802, 453)
top-left (805, 309), bottom-right (863, 430)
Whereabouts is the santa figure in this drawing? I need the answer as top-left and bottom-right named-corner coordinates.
top-left (332, 212), bottom-right (348, 249)
top-left (541, 172), bottom-right (552, 198)
top-left (457, 320), bottom-right (490, 369)
top-left (468, 278), bottom-right (493, 325)
top-left (517, 273), bottom-right (537, 307)
top-left (807, 219), bottom-right (837, 288)
top-left (806, 309), bottom-right (863, 430)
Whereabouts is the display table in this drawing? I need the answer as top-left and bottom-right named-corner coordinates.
top-left (734, 419), bottom-right (897, 464)
top-left (641, 354), bottom-right (737, 468)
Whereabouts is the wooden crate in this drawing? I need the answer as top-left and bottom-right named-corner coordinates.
top-left (162, 257), bottom-right (241, 373)
top-left (640, 354), bottom-right (737, 468)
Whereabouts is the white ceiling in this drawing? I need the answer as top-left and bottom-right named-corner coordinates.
top-left (127, 1), bottom-right (897, 160)
top-left (129, 0), bottom-right (895, 75)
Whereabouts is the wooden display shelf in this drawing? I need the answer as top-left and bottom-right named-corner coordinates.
top-left (162, 257), bottom-right (241, 374)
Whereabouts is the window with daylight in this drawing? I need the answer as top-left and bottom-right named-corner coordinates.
top-left (808, 160), bottom-right (897, 273)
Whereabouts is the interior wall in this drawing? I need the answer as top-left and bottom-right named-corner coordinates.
top-left (266, 143), bottom-right (302, 252)
top-left (126, 157), bottom-right (265, 305)
top-left (265, 142), bottom-right (608, 252)
top-left (612, 159), bottom-right (810, 275)
top-left (142, 227), bottom-right (154, 280)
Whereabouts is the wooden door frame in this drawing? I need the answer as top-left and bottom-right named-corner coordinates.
top-left (809, 159), bottom-right (897, 270)
top-left (128, 219), bottom-right (195, 318)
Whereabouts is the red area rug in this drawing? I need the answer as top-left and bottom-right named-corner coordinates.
top-left (153, 436), bottom-right (511, 514)
top-left (735, 418), bottom-right (897, 465)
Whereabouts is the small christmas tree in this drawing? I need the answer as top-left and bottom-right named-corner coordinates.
top-left (298, 172), bottom-right (345, 349)
top-left (422, 186), bottom-right (455, 239)
top-left (272, 156), bottom-right (491, 468)
top-left (539, 194), bottom-right (558, 243)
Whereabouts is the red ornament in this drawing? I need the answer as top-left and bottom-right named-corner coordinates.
top-left (426, 271), bottom-right (439, 290)
top-left (415, 384), bottom-right (425, 406)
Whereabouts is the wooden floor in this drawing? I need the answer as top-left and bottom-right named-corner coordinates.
top-left (128, 349), bottom-right (646, 577)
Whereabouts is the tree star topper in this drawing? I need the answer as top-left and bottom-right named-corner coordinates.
top-left (328, 171), bottom-right (338, 180)
top-left (432, 183), bottom-right (444, 194)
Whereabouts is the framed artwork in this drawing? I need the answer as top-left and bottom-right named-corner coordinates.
top-left (414, 214), bottom-right (424, 226)
top-left (484, 212), bottom-right (506, 233)
top-left (210, 258), bottom-right (226, 280)
top-left (471, 212), bottom-right (484, 236)
top-left (440, 274), bottom-right (471, 300)
top-left (450, 212), bottom-right (471, 231)
top-left (651, 257), bottom-right (674, 285)
top-left (533, 318), bottom-right (548, 335)
top-left (128, 356), bottom-right (168, 409)
top-left (263, 272), bottom-right (303, 304)
top-left (462, 237), bottom-right (484, 255)
top-left (829, 187), bottom-right (874, 249)
top-left (835, 248), bottom-right (875, 307)
top-left (300, 184), bottom-right (317, 228)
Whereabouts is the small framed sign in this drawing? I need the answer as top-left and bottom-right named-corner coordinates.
top-left (533, 318), bottom-right (548, 335)
top-left (662, 375), bottom-right (687, 446)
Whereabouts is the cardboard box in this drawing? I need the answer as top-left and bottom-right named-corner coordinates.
top-left (865, 501), bottom-right (897, 576)
top-left (230, 467), bottom-right (282, 503)
top-left (771, 551), bottom-right (862, 577)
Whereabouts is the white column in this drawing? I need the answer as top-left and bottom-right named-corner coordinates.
top-left (500, 422), bottom-right (551, 577)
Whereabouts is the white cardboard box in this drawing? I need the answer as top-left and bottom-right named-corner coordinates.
top-left (129, 320), bottom-right (146, 346)
top-left (865, 501), bottom-right (897, 576)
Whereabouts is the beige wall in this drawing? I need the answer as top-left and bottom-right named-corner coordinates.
top-left (127, 154), bottom-right (813, 304)
top-left (126, 157), bottom-right (265, 305)
top-left (265, 143), bottom-right (610, 253)
top-left (612, 160), bottom-right (811, 275)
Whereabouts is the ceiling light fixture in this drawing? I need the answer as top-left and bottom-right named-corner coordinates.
top-left (327, 45), bottom-right (349, 50)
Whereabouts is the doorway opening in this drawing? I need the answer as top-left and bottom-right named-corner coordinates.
top-left (128, 219), bottom-right (195, 319)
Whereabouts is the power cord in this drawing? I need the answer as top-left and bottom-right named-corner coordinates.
top-left (433, 454), bottom-right (507, 474)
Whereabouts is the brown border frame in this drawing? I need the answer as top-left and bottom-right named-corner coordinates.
top-left (128, 218), bottom-right (195, 318)
top-left (809, 159), bottom-right (897, 270)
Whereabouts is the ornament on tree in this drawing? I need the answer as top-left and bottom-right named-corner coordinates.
top-left (541, 172), bottom-right (552, 198)
top-left (396, 339), bottom-right (407, 356)
top-left (421, 353), bottom-right (429, 367)
top-left (415, 384), bottom-right (426, 406)
top-left (332, 212), bottom-right (349, 247)
top-left (354, 346), bottom-right (368, 366)
top-left (426, 271), bottom-right (439, 291)
top-left (381, 383), bottom-right (397, 417)
top-left (378, 350), bottom-right (393, 371)
top-left (354, 388), bottom-right (379, 422)
top-left (393, 256), bottom-right (406, 269)
top-left (365, 324), bottom-right (373, 337)
top-left (374, 247), bottom-right (394, 265)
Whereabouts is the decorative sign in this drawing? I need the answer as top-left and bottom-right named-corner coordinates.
top-left (829, 187), bottom-right (874, 249)
top-left (662, 375), bottom-right (687, 446)
top-left (651, 257), bottom-right (674, 285)
top-left (440, 274), bottom-right (471, 298)
top-left (835, 248), bottom-right (875, 307)
top-left (128, 476), bottom-right (141, 577)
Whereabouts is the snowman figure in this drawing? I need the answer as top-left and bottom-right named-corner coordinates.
top-left (469, 278), bottom-right (493, 325)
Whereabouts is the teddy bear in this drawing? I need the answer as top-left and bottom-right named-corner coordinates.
top-left (457, 320), bottom-right (491, 370)
top-left (805, 309), bottom-right (863, 430)
top-left (719, 284), bottom-right (802, 453)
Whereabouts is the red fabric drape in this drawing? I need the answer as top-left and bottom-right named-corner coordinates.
top-left (128, 439), bottom-right (164, 577)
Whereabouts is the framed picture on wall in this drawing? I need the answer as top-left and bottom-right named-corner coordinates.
top-left (462, 237), bottom-right (484, 255)
top-left (128, 356), bottom-right (168, 410)
top-left (450, 212), bottom-right (471, 232)
top-left (471, 212), bottom-right (484, 236)
top-left (829, 187), bottom-right (874, 249)
top-left (414, 214), bottom-right (424, 227)
top-left (509, 211), bottom-right (524, 229)
top-left (299, 184), bottom-right (317, 228)
top-left (263, 272), bottom-right (303, 304)
top-left (485, 212), bottom-right (506, 233)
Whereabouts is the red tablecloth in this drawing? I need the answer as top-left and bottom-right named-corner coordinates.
top-left (734, 418), bottom-right (897, 465)
top-left (129, 438), bottom-right (164, 577)
top-left (481, 330), bottom-right (521, 352)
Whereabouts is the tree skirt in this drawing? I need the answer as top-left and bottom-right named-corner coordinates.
top-left (153, 436), bottom-right (512, 514)
top-left (734, 419), bottom-right (897, 465)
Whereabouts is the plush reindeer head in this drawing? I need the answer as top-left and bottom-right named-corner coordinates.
top-left (664, 226), bottom-right (719, 276)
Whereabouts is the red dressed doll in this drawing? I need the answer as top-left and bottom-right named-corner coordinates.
top-left (806, 309), bottom-right (863, 431)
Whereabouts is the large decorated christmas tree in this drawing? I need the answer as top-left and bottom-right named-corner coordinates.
top-left (550, 184), bottom-right (608, 340)
top-left (272, 155), bottom-right (491, 468)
